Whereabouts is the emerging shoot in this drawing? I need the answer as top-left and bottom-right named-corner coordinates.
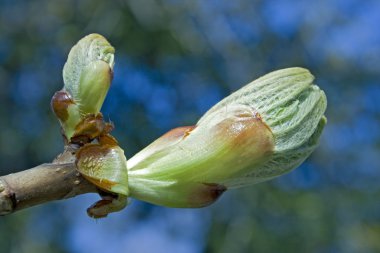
top-left (52, 34), bottom-right (327, 217)
top-left (127, 68), bottom-right (327, 208)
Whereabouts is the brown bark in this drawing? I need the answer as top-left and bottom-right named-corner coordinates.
top-left (0, 161), bottom-right (97, 216)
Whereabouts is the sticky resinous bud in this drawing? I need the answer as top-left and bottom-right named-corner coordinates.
top-left (127, 67), bottom-right (327, 208)
top-left (51, 33), bottom-right (115, 141)
top-left (76, 135), bottom-right (129, 196)
top-left (76, 135), bottom-right (129, 218)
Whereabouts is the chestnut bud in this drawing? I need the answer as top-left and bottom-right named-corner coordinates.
top-left (127, 68), bottom-right (327, 208)
top-left (52, 33), bottom-right (115, 141)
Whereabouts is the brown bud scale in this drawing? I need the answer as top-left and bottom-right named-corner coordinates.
top-left (51, 90), bottom-right (74, 122)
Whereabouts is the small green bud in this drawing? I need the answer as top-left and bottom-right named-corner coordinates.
top-left (52, 33), bottom-right (115, 142)
top-left (127, 67), bottom-right (327, 208)
top-left (63, 33), bottom-right (114, 115)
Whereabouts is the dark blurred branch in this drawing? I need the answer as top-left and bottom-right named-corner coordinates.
top-left (0, 160), bottom-right (97, 216)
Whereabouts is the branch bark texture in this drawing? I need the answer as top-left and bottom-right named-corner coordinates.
top-left (0, 162), bottom-right (96, 216)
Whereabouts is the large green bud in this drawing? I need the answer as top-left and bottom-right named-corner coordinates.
top-left (51, 34), bottom-right (114, 141)
top-left (127, 67), bottom-right (327, 208)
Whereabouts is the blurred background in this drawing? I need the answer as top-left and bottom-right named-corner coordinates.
top-left (0, 0), bottom-right (379, 252)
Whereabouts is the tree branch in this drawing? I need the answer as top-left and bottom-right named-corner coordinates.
top-left (0, 162), bottom-right (97, 216)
